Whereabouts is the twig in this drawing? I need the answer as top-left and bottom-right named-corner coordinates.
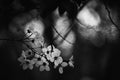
top-left (52, 24), bottom-right (74, 45)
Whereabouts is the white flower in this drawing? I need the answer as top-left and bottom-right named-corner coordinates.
top-left (18, 50), bottom-right (29, 64)
top-left (22, 63), bottom-right (28, 70)
top-left (47, 45), bottom-right (52, 51)
top-left (28, 63), bottom-right (34, 70)
top-left (42, 47), bottom-right (48, 53)
top-left (39, 65), bottom-right (44, 71)
top-left (46, 53), bottom-right (54, 62)
top-left (54, 56), bottom-right (63, 68)
top-left (35, 60), bottom-right (43, 67)
top-left (35, 56), bottom-right (48, 68)
top-left (22, 60), bottom-right (30, 70)
top-left (30, 58), bottom-right (38, 65)
top-left (34, 53), bottom-right (40, 58)
top-left (39, 59), bottom-right (50, 71)
top-left (45, 65), bottom-right (50, 71)
top-left (23, 60), bottom-right (35, 70)
top-left (21, 50), bottom-right (26, 58)
top-left (41, 57), bottom-right (47, 62)
top-left (18, 56), bottom-right (26, 63)
top-left (47, 45), bottom-right (53, 52)
top-left (18, 50), bottom-right (35, 70)
top-left (23, 49), bottom-right (33, 58)
top-left (40, 65), bottom-right (50, 71)
top-left (51, 48), bottom-right (61, 58)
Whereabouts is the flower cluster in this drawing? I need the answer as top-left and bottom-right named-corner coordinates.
top-left (18, 44), bottom-right (74, 74)
top-left (18, 23), bottom-right (74, 74)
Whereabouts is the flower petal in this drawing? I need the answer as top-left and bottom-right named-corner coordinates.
top-left (61, 62), bottom-right (68, 67)
top-left (59, 67), bottom-right (63, 74)
top-left (39, 65), bottom-right (45, 71)
top-left (45, 65), bottom-right (50, 71)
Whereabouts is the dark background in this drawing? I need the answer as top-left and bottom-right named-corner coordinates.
top-left (0, 0), bottom-right (120, 80)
